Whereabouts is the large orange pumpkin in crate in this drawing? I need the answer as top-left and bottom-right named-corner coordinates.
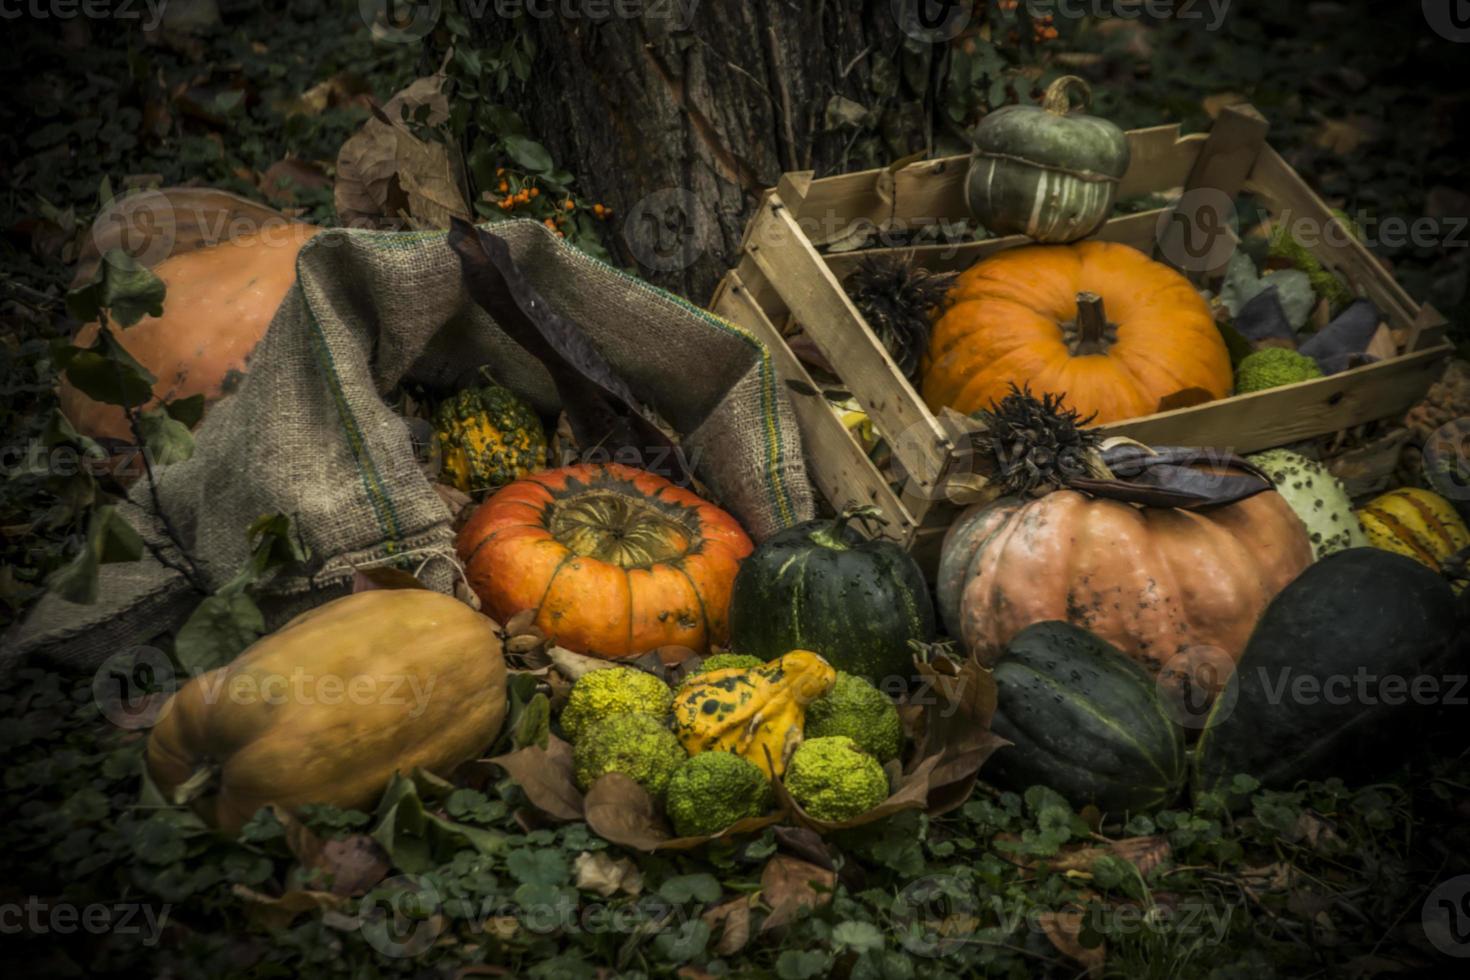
top-left (922, 241), bottom-right (1232, 424)
top-left (458, 463), bottom-right (754, 658)
top-left (59, 222), bottom-right (320, 444)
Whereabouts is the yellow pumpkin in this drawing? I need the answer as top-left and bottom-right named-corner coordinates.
top-left (923, 241), bottom-right (1232, 424)
top-left (670, 651), bottom-right (836, 777)
top-left (1356, 487), bottom-right (1469, 592)
top-left (146, 590), bottom-right (507, 833)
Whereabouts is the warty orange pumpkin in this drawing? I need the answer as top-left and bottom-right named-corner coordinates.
top-left (922, 241), bottom-right (1232, 424)
top-left (457, 463), bottom-right (754, 658)
top-left (59, 222), bottom-right (321, 444)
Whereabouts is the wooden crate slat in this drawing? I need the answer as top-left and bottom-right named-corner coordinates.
top-left (822, 208), bottom-right (1170, 278)
top-left (1117, 126), bottom-right (1207, 198)
top-left (710, 269), bottom-right (917, 544)
top-left (1093, 345), bottom-right (1449, 453)
top-left (1244, 146), bottom-right (1420, 329)
top-left (794, 126), bottom-right (1206, 246)
top-left (744, 195), bottom-right (954, 492)
top-left (1155, 104), bottom-right (1270, 282)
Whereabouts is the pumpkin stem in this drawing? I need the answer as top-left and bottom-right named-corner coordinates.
top-left (1042, 75), bottom-right (1092, 115)
top-left (1072, 292), bottom-right (1112, 356)
top-left (170, 763), bottom-right (220, 807)
top-left (811, 505), bottom-right (885, 550)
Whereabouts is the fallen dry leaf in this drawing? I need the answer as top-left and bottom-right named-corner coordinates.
top-left (573, 850), bottom-right (643, 898)
top-left (487, 735), bottom-right (584, 822)
top-left (703, 895), bottom-right (755, 956)
top-left (334, 74), bottom-right (469, 231)
top-left (1314, 115), bottom-right (1381, 155)
top-left (232, 884), bottom-right (344, 930)
top-left (759, 854), bottom-right (836, 931)
top-left (1038, 909), bottom-right (1106, 978)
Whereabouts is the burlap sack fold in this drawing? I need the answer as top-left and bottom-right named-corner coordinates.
top-left (9, 220), bottom-right (813, 671)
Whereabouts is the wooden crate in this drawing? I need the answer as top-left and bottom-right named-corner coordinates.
top-left (709, 105), bottom-right (1453, 569)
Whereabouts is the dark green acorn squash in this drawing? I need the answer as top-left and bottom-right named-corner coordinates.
top-left (1194, 548), bottom-right (1463, 796)
top-left (987, 621), bottom-right (1186, 814)
top-left (728, 508), bottom-right (935, 686)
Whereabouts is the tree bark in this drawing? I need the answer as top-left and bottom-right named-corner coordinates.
top-left (461, 1), bottom-right (936, 302)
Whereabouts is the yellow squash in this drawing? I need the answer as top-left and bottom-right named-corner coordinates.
top-left (671, 650), bottom-right (836, 777)
top-left (147, 590), bottom-right (508, 833)
top-left (1356, 487), bottom-right (1469, 592)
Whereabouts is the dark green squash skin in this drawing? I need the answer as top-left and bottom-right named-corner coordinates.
top-left (1193, 549), bottom-right (1463, 797)
top-left (728, 516), bottom-right (935, 687)
top-left (987, 621), bottom-right (1187, 814)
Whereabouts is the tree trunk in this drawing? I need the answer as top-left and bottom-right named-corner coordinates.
top-left (461, 1), bottom-right (940, 302)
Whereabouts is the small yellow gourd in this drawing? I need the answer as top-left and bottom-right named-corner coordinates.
top-left (670, 650), bottom-right (836, 777)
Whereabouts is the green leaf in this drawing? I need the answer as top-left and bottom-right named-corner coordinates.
top-left (66, 248), bottom-right (166, 327)
top-left (652, 919), bottom-right (710, 964)
top-left (503, 135), bottom-right (553, 173)
top-left (373, 774), bottom-right (507, 873)
top-left (137, 408), bottom-right (195, 466)
top-left (832, 920), bottom-right (886, 954)
top-left (776, 949), bottom-right (830, 980)
top-left (512, 693), bottom-right (550, 749)
top-left (53, 332), bottom-right (157, 409)
top-left (47, 506), bottom-right (144, 603)
top-left (164, 394), bottom-right (206, 428)
top-left (507, 847), bottom-right (570, 888)
top-left (657, 873), bottom-right (721, 905)
top-left (174, 592), bottom-right (265, 675)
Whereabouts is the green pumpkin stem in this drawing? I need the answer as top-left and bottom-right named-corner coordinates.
top-left (1041, 75), bottom-right (1093, 116)
top-left (811, 505), bottom-right (885, 550)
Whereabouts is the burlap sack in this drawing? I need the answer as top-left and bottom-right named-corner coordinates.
top-left (9, 220), bottom-right (813, 671)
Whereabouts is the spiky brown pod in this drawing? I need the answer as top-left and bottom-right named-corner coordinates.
top-left (844, 255), bottom-right (955, 379)
top-left (972, 385), bottom-right (1102, 497)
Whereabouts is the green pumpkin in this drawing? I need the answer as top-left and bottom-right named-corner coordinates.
top-left (988, 621), bottom-right (1186, 814)
top-left (728, 508), bottom-right (935, 686)
top-left (1193, 549), bottom-right (1462, 799)
top-left (965, 75), bottom-right (1129, 243)
top-left (433, 383), bottom-right (547, 492)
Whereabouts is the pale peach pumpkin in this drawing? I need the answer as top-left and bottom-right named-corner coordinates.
top-left (936, 486), bottom-right (1314, 686)
top-left (59, 223), bottom-right (320, 443)
top-left (922, 241), bottom-right (1232, 425)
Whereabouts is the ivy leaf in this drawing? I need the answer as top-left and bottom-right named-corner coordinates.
top-left (502, 135), bottom-right (553, 173)
top-left (832, 920), bottom-right (886, 954)
top-left (373, 775), bottom-right (507, 874)
top-left (657, 873), bottom-right (721, 905)
top-left (165, 394), bottom-right (207, 428)
top-left (53, 331), bottom-right (156, 409)
top-left (137, 408), bottom-right (195, 466)
top-left (47, 505), bottom-right (144, 604)
top-left (776, 949), bottom-right (830, 980)
top-left (174, 592), bottom-right (265, 675)
top-left (507, 847), bottom-right (571, 887)
top-left (652, 919), bottom-right (710, 964)
top-left (66, 248), bottom-right (165, 327)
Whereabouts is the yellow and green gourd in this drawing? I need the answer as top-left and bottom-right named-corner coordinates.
top-left (671, 650), bottom-right (836, 778)
top-left (433, 384), bottom-right (547, 493)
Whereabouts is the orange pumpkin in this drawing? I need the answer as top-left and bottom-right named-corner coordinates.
top-left (457, 463), bottom-right (754, 658)
top-left (922, 241), bottom-right (1231, 424)
top-left (59, 223), bottom-right (321, 443)
top-left (936, 485), bottom-right (1314, 687)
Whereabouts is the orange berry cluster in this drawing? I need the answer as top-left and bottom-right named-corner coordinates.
top-left (485, 167), bottom-right (612, 239)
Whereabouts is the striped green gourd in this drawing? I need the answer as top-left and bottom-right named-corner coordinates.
top-left (965, 76), bottom-right (1130, 243)
top-left (988, 621), bottom-right (1186, 814)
